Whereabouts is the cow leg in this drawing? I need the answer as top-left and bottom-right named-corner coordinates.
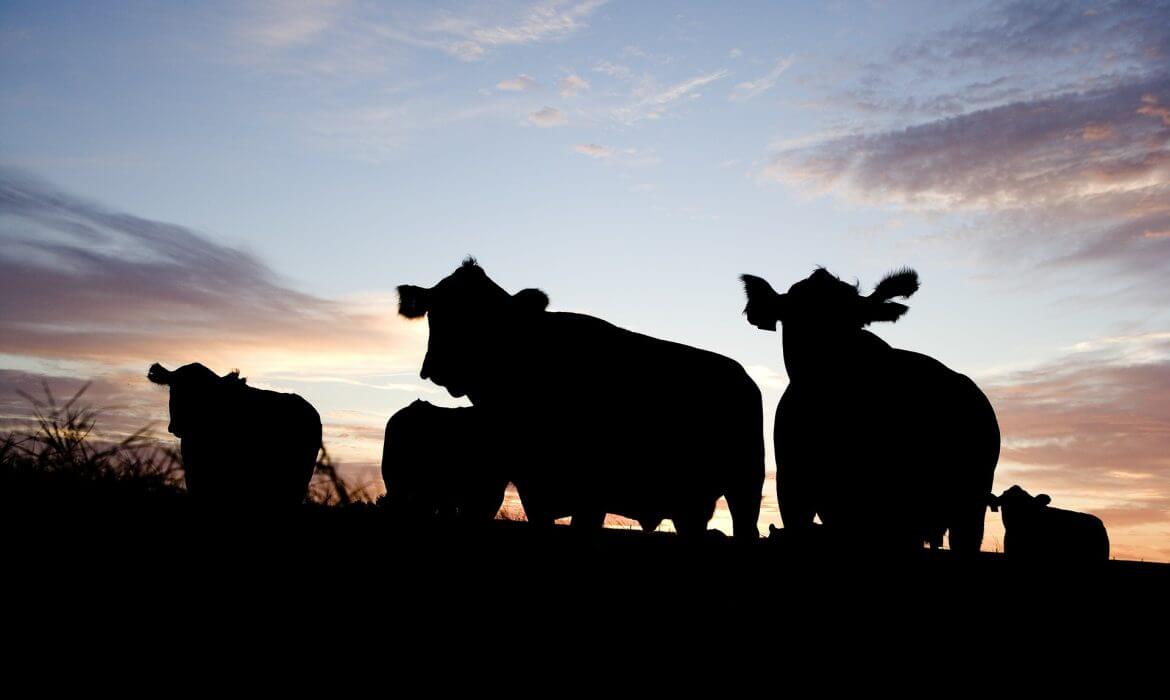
top-left (638, 518), bottom-right (663, 532)
top-left (673, 510), bottom-right (708, 539)
top-left (570, 510), bottom-right (605, 530)
top-left (726, 480), bottom-right (762, 541)
top-left (947, 501), bottom-right (987, 554)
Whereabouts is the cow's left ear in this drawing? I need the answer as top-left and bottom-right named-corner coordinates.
top-left (147, 363), bottom-right (173, 386)
top-left (397, 285), bottom-right (431, 318)
top-left (513, 288), bottom-right (549, 313)
top-left (1036, 494), bottom-right (1052, 507)
top-left (863, 299), bottom-right (908, 325)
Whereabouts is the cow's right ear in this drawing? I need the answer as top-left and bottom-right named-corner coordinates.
top-left (147, 363), bottom-right (172, 386)
top-left (740, 274), bottom-right (785, 331)
top-left (1036, 494), bottom-right (1052, 507)
top-left (397, 285), bottom-right (431, 318)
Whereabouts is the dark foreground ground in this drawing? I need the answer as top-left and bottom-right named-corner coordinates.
top-left (8, 496), bottom-right (1170, 683)
top-left (10, 495), bottom-right (1168, 622)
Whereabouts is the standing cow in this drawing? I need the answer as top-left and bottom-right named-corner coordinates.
top-left (147, 362), bottom-right (321, 506)
top-left (990, 485), bottom-right (1110, 562)
top-left (397, 258), bottom-right (764, 538)
top-left (741, 267), bottom-right (999, 552)
top-left (381, 400), bottom-right (508, 522)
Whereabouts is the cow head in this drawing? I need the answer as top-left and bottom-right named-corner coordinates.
top-left (397, 257), bottom-right (548, 400)
top-left (740, 267), bottom-right (919, 332)
top-left (147, 362), bottom-right (247, 437)
top-left (991, 485), bottom-right (1051, 510)
top-left (989, 485), bottom-right (1051, 528)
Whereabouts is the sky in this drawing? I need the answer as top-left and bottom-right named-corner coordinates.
top-left (2, 0), bottom-right (1168, 560)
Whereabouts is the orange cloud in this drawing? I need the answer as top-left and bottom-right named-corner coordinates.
top-left (1138, 93), bottom-right (1170, 125)
top-left (983, 334), bottom-right (1170, 561)
top-left (0, 169), bottom-right (424, 373)
top-left (1082, 123), bottom-right (1114, 141)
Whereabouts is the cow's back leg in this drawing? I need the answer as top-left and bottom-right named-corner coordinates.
top-left (946, 500), bottom-right (987, 554)
top-left (726, 472), bottom-right (763, 540)
top-left (673, 512), bottom-right (708, 539)
top-left (570, 510), bottom-right (605, 530)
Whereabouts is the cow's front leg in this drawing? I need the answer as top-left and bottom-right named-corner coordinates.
top-left (570, 510), bottom-right (605, 530)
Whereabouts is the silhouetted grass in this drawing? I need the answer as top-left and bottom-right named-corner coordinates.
top-left (0, 382), bottom-right (184, 503)
top-left (308, 446), bottom-right (374, 506)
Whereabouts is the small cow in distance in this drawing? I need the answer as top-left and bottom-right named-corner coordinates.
top-left (990, 485), bottom-right (1110, 563)
top-left (148, 362), bottom-right (322, 506)
top-left (381, 400), bottom-right (508, 522)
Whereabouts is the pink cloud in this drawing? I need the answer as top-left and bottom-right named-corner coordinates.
top-left (983, 334), bottom-right (1170, 561)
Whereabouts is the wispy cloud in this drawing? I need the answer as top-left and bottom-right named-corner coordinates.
top-left (730, 55), bottom-right (794, 101)
top-left (0, 168), bottom-right (423, 371)
top-left (764, 75), bottom-right (1170, 296)
top-left (242, 0), bottom-right (339, 49)
top-left (571, 144), bottom-right (660, 167)
top-left (237, 0), bottom-right (609, 72)
top-left (611, 69), bottom-right (729, 124)
top-left (378, 0), bottom-right (609, 62)
top-left (528, 106), bottom-right (568, 127)
top-left (497, 74), bottom-right (540, 92)
top-left (766, 77), bottom-right (1170, 209)
top-left (574, 143), bottom-right (613, 158)
top-left (984, 332), bottom-right (1170, 561)
top-left (763, 0), bottom-right (1170, 301)
top-left (557, 73), bottom-right (590, 97)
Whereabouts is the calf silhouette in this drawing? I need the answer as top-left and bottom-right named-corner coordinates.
top-left (990, 485), bottom-right (1110, 562)
top-left (398, 258), bottom-right (765, 538)
top-left (741, 267), bottom-right (999, 552)
top-left (147, 362), bottom-right (321, 506)
top-left (381, 400), bottom-right (508, 521)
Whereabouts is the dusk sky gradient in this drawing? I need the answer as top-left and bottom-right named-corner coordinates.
top-left (2, 1), bottom-right (1168, 559)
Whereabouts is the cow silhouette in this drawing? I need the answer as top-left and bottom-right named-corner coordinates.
top-left (990, 485), bottom-right (1109, 562)
top-left (147, 362), bottom-right (321, 505)
top-left (741, 267), bottom-right (999, 552)
top-left (397, 258), bottom-right (764, 538)
top-left (381, 399), bottom-right (508, 522)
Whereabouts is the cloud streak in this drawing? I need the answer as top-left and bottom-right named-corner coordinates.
top-left (376, 0), bottom-right (608, 61)
top-left (985, 332), bottom-right (1170, 561)
top-left (730, 56), bottom-right (794, 101)
top-left (0, 168), bottom-right (422, 371)
top-left (528, 106), bottom-right (568, 127)
top-left (765, 0), bottom-right (1170, 300)
top-left (497, 74), bottom-right (539, 91)
top-left (611, 69), bottom-right (729, 124)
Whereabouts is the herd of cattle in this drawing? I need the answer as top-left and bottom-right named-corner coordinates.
top-left (147, 258), bottom-right (1110, 562)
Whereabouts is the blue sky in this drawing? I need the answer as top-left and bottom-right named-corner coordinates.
top-left (2, 1), bottom-right (1169, 558)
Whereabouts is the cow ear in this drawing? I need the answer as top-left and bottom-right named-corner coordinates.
top-left (1036, 494), bottom-right (1051, 507)
top-left (397, 285), bottom-right (431, 318)
top-left (740, 274), bottom-right (784, 331)
top-left (871, 268), bottom-right (919, 301)
top-left (864, 299), bottom-right (908, 325)
top-left (513, 288), bottom-right (549, 313)
top-left (223, 370), bottom-right (247, 386)
top-left (147, 363), bottom-right (172, 386)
